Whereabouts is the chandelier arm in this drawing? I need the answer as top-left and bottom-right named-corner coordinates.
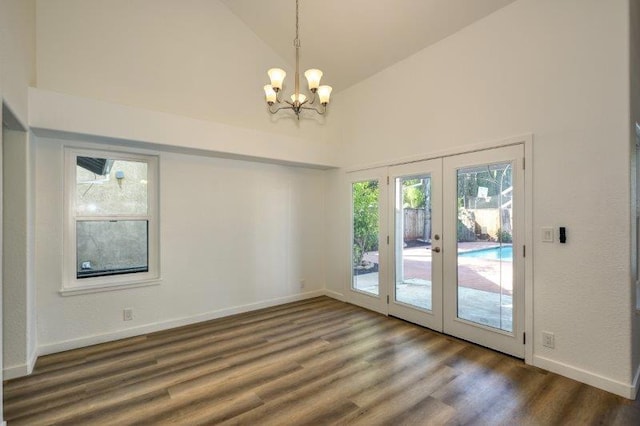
top-left (306, 90), bottom-right (317, 106)
top-left (269, 104), bottom-right (294, 114)
top-left (300, 104), bottom-right (326, 115)
top-left (275, 90), bottom-right (284, 104)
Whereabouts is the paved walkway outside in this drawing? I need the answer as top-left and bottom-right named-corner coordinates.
top-left (352, 242), bottom-right (513, 332)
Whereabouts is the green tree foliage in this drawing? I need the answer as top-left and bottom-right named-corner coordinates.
top-left (352, 181), bottom-right (379, 266)
top-left (497, 228), bottom-right (513, 243)
top-left (402, 178), bottom-right (426, 208)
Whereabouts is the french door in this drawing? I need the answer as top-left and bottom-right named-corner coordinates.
top-left (387, 159), bottom-right (443, 331)
top-left (349, 145), bottom-right (525, 358)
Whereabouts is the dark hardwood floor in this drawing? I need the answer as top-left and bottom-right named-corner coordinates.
top-left (4, 296), bottom-right (640, 425)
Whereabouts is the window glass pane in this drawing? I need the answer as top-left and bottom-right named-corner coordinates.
top-left (352, 180), bottom-right (380, 296)
top-left (76, 157), bottom-right (148, 216)
top-left (76, 220), bottom-right (149, 278)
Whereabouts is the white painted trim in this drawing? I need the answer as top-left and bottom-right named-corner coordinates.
top-left (3, 363), bottom-right (30, 381)
top-left (37, 290), bottom-right (325, 356)
top-left (631, 362), bottom-right (640, 400)
top-left (324, 289), bottom-right (345, 301)
top-left (59, 279), bottom-right (161, 296)
top-left (2, 101), bottom-right (27, 131)
top-left (524, 134), bottom-right (534, 365)
top-left (28, 88), bottom-right (337, 169)
top-left (534, 355), bottom-right (636, 399)
top-left (27, 344), bottom-right (38, 375)
top-left (345, 134), bottom-right (532, 173)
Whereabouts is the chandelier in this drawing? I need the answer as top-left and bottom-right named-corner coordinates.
top-left (263, 0), bottom-right (332, 119)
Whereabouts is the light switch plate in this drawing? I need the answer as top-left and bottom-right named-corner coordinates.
top-left (541, 227), bottom-right (554, 242)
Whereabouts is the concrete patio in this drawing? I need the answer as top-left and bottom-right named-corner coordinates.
top-left (352, 242), bottom-right (513, 332)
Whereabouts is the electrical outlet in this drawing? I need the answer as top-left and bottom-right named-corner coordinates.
top-left (123, 308), bottom-right (134, 321)
top-left (542, 331), bottom-right (555, 348)
top-left (300, 279), bottom-right (306, 289)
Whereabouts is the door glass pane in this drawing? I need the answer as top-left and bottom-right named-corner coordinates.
top-left (352, 180), bottom-right (380, 296)
top-left (456, 162), bottom-right (513, 332)
top-left (395, 175), bottom-right (432, 310)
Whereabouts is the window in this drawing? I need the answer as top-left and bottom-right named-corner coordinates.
top-left (63, 148), bottom-right (159, 294)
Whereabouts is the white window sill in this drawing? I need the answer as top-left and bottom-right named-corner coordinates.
top-left (59, 278), bottom-right (161, 296)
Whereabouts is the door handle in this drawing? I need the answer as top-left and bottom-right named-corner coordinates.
top-left (432, 247), bottom-right (441, 253)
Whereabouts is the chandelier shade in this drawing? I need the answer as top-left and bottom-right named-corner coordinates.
top-left (267, 68), bottom-right (286, 91)
top-left (263, 85), bottom-right (277, 104)
top-left (304, 69), bottom-right (323, 91)
top-left (264, 0), bottom-right (332, 119)
top-left (317, 86), bottom-right (332, 104)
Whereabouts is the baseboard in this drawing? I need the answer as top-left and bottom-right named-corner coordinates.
top-left (2, 347), bottom-right (38, 380)
top-left (3, 363), bottom-right (30, 381)
top-left (533, 354), bottom-right (636, 399)
top-left (38, 290), bottom-right (325, 356)
top-left (324, 289), bottom-right (345, 301)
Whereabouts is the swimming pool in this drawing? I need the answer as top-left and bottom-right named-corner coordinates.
top-left (458, 245), bottom-right (513, 261)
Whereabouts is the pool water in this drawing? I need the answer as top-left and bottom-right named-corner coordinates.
top-left (458, 246), bottom-right (513, 261)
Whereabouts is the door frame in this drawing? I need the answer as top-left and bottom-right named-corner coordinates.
top-left (344, 134), bottom-right (534, 364)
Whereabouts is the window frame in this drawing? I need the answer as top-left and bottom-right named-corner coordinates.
top-left (62, 147), bottom-right (160, 295)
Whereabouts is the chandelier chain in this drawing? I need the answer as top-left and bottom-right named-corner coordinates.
top-left (294, 0), bottom-right (300, 48)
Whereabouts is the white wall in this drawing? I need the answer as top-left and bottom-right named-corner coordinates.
top-left (0, 0), bottom-right (35, 124)
top-left (35, 136), bottom-right (327, 354)
top-left (2, 127), bottom-right (36, 380)
top-left (28, 0), bottom-right (337, 374)
top-left (0, 1), bottom-right (36, 414)
top-left (326, 0), bottom-right (634, 396)
top-left (28, 88), bottom-right (337, 169)
top-left (35, 0), bottom-right (331, 143)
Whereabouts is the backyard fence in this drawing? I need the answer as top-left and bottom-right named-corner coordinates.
top-left (403, 208), bottom-right (430, 241)
top-left (403, 207), bottom-right (512, 243)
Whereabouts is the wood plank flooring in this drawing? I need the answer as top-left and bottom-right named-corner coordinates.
top-left (4, 296), bottom-right (640, 425)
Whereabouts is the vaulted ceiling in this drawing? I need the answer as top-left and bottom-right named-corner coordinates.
top-left (221, 0), bottom-right (516, 92)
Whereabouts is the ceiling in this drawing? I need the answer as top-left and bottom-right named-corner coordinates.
top-left (221, 0), bottom-right (516, 93)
